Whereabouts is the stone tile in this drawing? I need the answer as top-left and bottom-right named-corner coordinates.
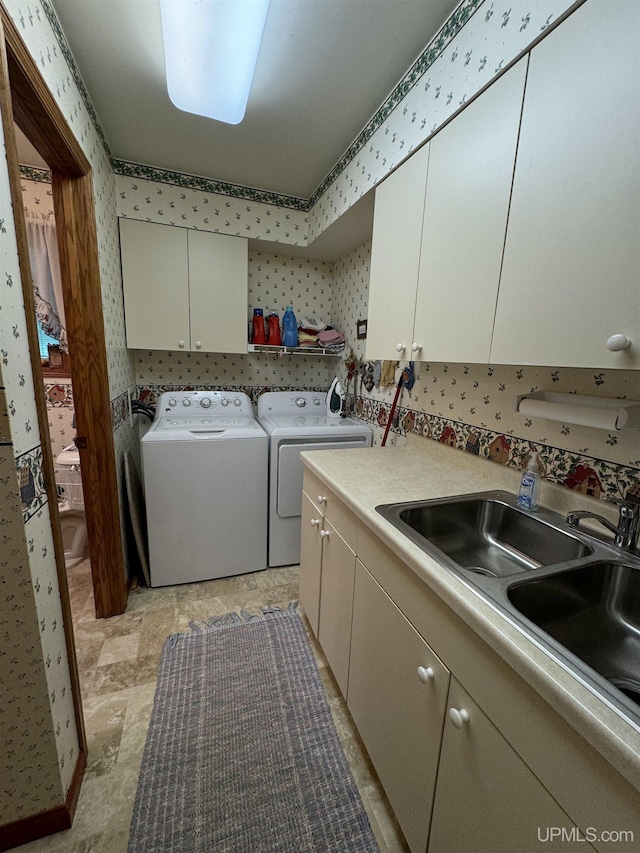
top-left (115, 683), bottom-right (156, 770)
top-left (82, 692), bottom-right (129, 778)
top-left (43, 556), bottom-right (405, 853)
top-left (253, 564), bottom-right (300, 590)
top-left (100, 610), bottom-right (144, 638)
top-left (90, 654), bottom-right (160, 696)
top-left (69, 765), bottom-right (140, 839)
top-left (138, 603), bottom-right (179, 655)
top-left (362, 783), bottom-right (411, 853)
top-left (96, 633), bottom-right (141, 667)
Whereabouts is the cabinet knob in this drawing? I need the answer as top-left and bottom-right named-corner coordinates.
top-left (195, 340), bottom-right (202, 349)
top-left (310, 518), bottom-right (320, 527)
top-left (178, 340), bottom-right (185, 348)
top-left (449, 707), bottom-right (470, 729)
top-left (606, 334), bottom-right (631, 352)
top-left (396, 343), bottom-right (406, 353)
top-left (411, 342), bottom-right (422, 353)
top-left (317, 495), bottom-right (327, 504)
top-left (320, 530), bottom-right (330, 540)
top-left (417, 666), bottom-right (434, 684)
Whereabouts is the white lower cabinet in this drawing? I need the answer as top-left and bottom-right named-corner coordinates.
top-left (297, 472), bottom-right (639, 853)
top-left (316, 520), bottom-right (356, 698)
top-left (429, 677), bottom-right (588, 853)
top-left (348, 561), bottom-right (450, 853)
top-left (299, 477), bottom-right (359, 698)
top-left (299, 491), bottom-right (323, 636)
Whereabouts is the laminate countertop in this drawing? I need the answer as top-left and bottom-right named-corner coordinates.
top-left (300, 441), bottom-right (640, 795)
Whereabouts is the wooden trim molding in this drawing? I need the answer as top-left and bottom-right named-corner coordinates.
top-left (0, 3), bottom-right (127, 618)
top-left (0, 750), bottom-right (86, 852)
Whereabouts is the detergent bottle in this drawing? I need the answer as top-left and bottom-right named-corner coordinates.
top-left (282, 305), bottom-right (298, 347)
top-left (251, 308), bottom-right (266, 344)
top-left (267, 311), bottom-right (282, 346)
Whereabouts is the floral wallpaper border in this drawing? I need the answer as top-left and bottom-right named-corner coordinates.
top-left (348, 394), bottom-right (640, 503)
top-left (16, 444), bottom-right (47, 522)
top-left (40, 0), bottom-right (485, 212)
top-left (307, 0), bottom-right (484, 207)
top-left (39, 0), bottom-right (112, 158)
top-left (113, 161), bottom-right (308, 212)
top-left (19, 164), bottom-right (51, 183)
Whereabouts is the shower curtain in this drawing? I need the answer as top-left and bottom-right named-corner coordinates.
top-left (26, 211), bottom-right (67, 351)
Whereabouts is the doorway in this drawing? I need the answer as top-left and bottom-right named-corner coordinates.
top-left (0, 5), bottom-right (127, 622)
top-left (17, 128), bottom-right (95, 616)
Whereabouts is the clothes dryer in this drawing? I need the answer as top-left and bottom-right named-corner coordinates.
top-left (258, 391), bottom-right (372, 567)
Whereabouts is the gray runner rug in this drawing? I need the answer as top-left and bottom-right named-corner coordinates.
top-left (128, 606), bottom-right (379, 852)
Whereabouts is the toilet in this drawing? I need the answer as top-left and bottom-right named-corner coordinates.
top-left (55, 444), bottom-right (88, 569)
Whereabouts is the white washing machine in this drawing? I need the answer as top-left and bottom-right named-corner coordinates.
top-left (258, 391), bottom-right (372, 567)
top-left (141, 390), bottom-right (268, 586)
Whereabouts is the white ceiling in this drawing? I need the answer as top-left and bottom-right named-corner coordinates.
top-left (18, 1), bottom-right (460, 259)
top-left (47, 0), bottom-right (459, 200)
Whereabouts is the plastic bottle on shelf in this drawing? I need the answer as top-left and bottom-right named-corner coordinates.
top-left (282, 305), bottom-right (298, 347)
top-left (251, 308), bottom-right (266, 344)
top-left (267, 311), bottom-right (282, 346)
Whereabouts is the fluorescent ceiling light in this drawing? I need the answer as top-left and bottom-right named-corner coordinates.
top-left (160, 0), bottom-right (270, 125)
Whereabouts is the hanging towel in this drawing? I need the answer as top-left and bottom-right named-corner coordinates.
top-left (381, 360), bottom-right (398, 387)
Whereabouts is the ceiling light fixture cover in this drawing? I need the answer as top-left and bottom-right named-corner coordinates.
top-left (160, 0), bottom-right (270, 126)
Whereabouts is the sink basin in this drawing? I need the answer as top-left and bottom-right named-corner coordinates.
top-left (377, 490), bottom-right (640, 726)
top-left (508, 562), bottom-right (640, 707)
top-left (377, 491), bottom-right (592, 577)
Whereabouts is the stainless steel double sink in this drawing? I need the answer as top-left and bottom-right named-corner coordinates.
top-left (377, 491), bottom-right (640, 729)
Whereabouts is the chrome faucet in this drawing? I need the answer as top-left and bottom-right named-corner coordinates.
top-left (567, 499), bottom-right (639, 553)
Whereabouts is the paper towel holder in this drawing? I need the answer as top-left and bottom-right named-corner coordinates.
top-left (515, 391), bottom-right (640, 431)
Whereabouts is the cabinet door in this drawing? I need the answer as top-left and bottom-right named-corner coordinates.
top-left (299, 492), bottom-right (323, 636)
top-left (491, 1), bottom-right (640, 369)
top-left (317, 520), bottom-right (356, 697)
top-left (366, 143), bottom-right (430, 361)
top-left (414, 58), bottom-right (527, 363)
top-left (429, 678), bottom-right (594, 853)
top-left (348, 561), bottom-right (450, 853)
top-left (188, 231), bottom-right (248, 354)
top-left (120, 219), bottom-right (189, 350)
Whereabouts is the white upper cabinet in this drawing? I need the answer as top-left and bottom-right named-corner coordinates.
top-left (366, 143), bottom-right (430, 361)
top-left (490, 0), bottom-right (640, 369)
top-left (414, 58), bottom-right (527, 363)
top-left (188, 229), bottom-right (248, 354)
top-left (120, 218), bottom-right (189, 351)
top-left (120, 218), bottom-right (248, 353)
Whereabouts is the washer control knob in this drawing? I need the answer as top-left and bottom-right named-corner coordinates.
top-left (313, 398), bottom-right (321, 406)
top-left (295, 397), bottom-right (306, 407)
top-left (168, 398), bottom-right (177, 407)
top-left (182, 398), bottom-right (191, 407)
top-left (234, 398), bottom-right (242, 407)
top-left (221, 398), bottom-right (230, 407)
top-left (200, 397), bottom-right (212, 408)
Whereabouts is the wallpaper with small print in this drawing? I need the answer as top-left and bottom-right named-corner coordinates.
top-left (0, 0), bottom-right (627, 830)
top-left (134, 250), bottom-right (338, 392)
top-left (332, 241), bottom-right (640, 501)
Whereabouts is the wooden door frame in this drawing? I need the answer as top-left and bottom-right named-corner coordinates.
top-left (0, 10), bottom-right (128, 617)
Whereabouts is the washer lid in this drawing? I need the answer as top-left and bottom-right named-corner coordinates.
top-left (154, 415), bottom-right (257, 430)
top-left (142, 414), bottom-right (267, 441)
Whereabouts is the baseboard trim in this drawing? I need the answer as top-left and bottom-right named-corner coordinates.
top-left (0, 749), bottom-right (86, 852)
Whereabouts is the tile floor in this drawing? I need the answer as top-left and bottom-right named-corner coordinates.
top-left (17, 560), bottom-right (408, 852)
